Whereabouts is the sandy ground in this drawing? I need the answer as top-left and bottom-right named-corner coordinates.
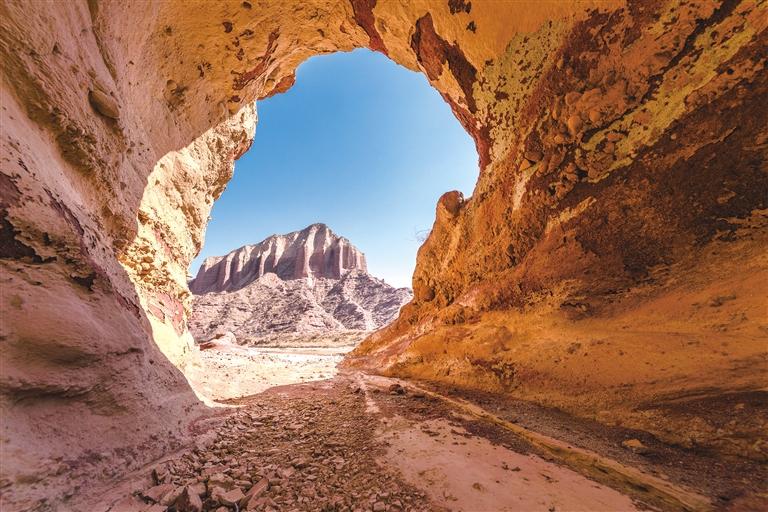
top-left (65, 340), bottom-right (765, 512)
top-left (84, 375), bottom-right (654, 512)
top-left (184, 340), bottom-right (356, 401)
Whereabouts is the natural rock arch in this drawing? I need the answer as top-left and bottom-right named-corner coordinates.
top-left (1, 0), bottom-right (766, 507)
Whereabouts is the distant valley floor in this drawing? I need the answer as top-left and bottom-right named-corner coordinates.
top-left (184, 332), bottom-right (367, 402)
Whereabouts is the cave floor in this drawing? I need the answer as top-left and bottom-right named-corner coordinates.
top-left (88, 372), bottom-right (766, 512)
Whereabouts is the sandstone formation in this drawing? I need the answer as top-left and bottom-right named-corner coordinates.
top-left (189, 223), bottom-right (367, 294)
top-left (188, 225), bottom-right (412, 343)
top-left (1, 0), bottom-right (766, 509)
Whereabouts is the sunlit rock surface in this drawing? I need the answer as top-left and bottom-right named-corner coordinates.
top-left (188, 225), bottom-right (411, 342)
top-left (1, 0), bottom-right (766, 508)
top-left (189, 223), bottom-right (367, 293)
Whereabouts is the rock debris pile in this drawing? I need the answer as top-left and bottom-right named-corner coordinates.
top-left (115, 382), bottom-right (434, 512)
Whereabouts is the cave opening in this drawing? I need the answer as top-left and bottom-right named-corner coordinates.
top-left (3, 2), bottom-right (767, 509)
top-left (182, 49), bottom-right (478, 401)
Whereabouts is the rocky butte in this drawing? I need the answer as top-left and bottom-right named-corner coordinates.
top-left (190, 223), bottom-right (368, 294)
top-left (188, 223), bottom-right (412, 343)
top-left (0, 0), bottom-right (766, 510)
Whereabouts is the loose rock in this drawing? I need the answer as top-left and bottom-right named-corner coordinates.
top-left (176, 486), bottom-right (204, 512)
top-left (88, 89), bottom-right (120, 119)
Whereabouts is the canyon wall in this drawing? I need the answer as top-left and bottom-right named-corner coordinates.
top-left (1, 0), bottom-right (766, 508)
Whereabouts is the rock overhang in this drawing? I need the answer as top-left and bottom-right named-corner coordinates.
top-left (1, 0), bottom-right (767, 508)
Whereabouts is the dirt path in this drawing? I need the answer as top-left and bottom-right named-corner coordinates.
top-left (73, 367), bottom-right (768, 512)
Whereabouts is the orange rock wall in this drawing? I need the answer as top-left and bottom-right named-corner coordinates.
top-left (350, 0), bottom-right (768, 462)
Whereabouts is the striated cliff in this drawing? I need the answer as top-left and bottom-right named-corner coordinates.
top-left (188, 225), bottom-right (411, 343)
top-left (190, 269), bottom-right (412, 342)
top-left (189, 223), bottom-right (367, 294)
top-left (1, 0), bottom-right (766, 508)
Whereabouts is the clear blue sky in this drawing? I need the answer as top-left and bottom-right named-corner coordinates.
top-left (190, 49), bottom-right (477, 288)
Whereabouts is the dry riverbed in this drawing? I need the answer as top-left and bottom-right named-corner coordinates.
top-left (88, 375), bottom-right (655, 512)
top-left (69, 338), bottom-right (766, 512)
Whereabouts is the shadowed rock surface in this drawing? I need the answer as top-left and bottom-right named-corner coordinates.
top-left (1, 0), bottom-right (766, 509)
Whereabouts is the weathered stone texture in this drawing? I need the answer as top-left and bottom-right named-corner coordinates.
top-left (189, 223), bottom-right (367, 294)
top-left (1, 0), bottom-right (766, 508)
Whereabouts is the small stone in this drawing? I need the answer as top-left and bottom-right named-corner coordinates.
top-left (587, 109), bottom-right (602, 124)
top-left (373, 501), bottom-right (386, 512)
top-left (524, 150), bottom-right (543, 162)
top-left (563, 163), bottom-right (579, 182)
top-left (201, 464), bottom-right (227, 477)
top-left (219, 487), bottom-right (246, 506)
top-left (247, 497), bottom-right (275, 511)
top-left (175, 486), bottom-right (203, 512)
top-left (88, 89), bottom-right (120, 119)
top-left (143, 483), bottom-right (175, 504)
top-left (566, 115), bottom-right (583, 136)
top-left (188, 481), bottom-right (206, 497)
top-left (106, 496), bottom-right (146, 512)
top-left (621, 438), bottom-right (650, 454)
top-left (160, 486), bottom-right (184, 506)
top-left (151, 466), bottom-right (169, 485)
top-left (708, 295), bottom-right (736, 307)
top-left (210, 486), bottom-right (229, 503)
top-left (388, 383), bottom-right (406, 395)
top-left (208, 472), bottom-right (234, 490)
top-left (241, 477), bottom-right (269, 507)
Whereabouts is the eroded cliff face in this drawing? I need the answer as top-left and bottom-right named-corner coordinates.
top-left (189, 223), bottom-right (367, 294)
top-left (188, 224), bottom-right (410, 342)
top-left (1, 0), bottom-right (766, 507)
top-left (350, 0), bottom-right (768, 462)
top-left (189, 269), bottom-right (412, 342)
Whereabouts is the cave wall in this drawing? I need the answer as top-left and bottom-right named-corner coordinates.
top-left (350, 0), bottom-right (768, 462)
top-left (0, 0), bottom-right (766, 507)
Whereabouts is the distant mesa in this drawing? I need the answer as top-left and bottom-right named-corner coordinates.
top-left (189, 223), bottom-right (367, 294)
top-left (189, 224), bottom-right (412, 344)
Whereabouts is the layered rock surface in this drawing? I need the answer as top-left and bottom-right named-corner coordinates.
top-left (189, 223), bottom-right (367, 294)
top-left (188, 226), bottom-right (412, 343)
top-left (1, 0), bottom-right (766, 509)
